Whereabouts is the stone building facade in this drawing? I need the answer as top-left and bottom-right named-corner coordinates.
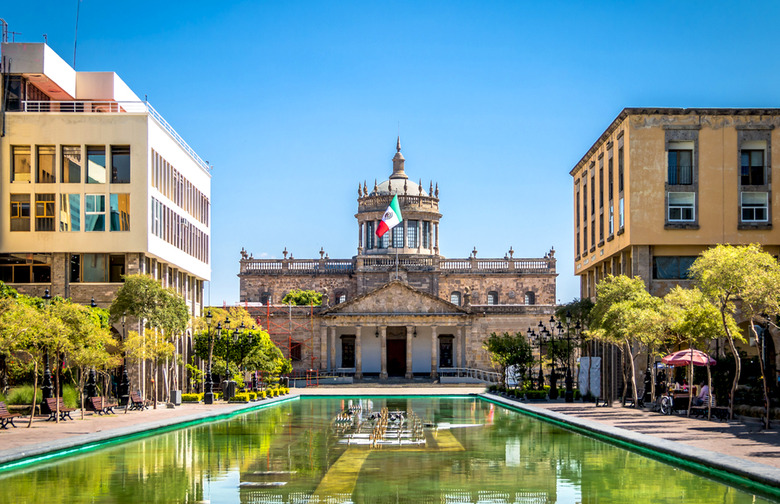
top-left (239, 140), bottom-right (557, 378)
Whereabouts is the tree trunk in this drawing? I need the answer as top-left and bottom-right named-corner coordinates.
top-left (721, 308), bottom-right (740, 420)
top-left (750, 320), bottom-right (771, 429)
top-left (624, 339), bottom-right (638, 407)
top-left (706, 363), bottom-right (713, 421)
top-left (54, 354), bottom-right (60, 424)
top-left (28, 360), bottom-right (38, 428)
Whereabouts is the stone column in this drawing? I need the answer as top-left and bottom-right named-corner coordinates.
top-left (329, 327), bottom-right (336, 371)
top-left (405, 325), bottom-right (414, 379)
top-left (380, 326), bottom-right (388, 380)
top-left (403, 220), bottom-right (408, 250)
top-left (355, 326), bottom-right (363, 379)
top-left (434, 223), bottom-right (440, 253)
top-left (320, 325), bottom-right (328, 371)
top-left (430, 325), bottom-right (438, 379)
top-left (454, 326), bottom-right (462, 369)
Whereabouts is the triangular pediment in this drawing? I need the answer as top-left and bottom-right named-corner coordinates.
top-left (322, 280), bottom-right (468, 315)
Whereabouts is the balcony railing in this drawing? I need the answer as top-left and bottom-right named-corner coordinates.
top-left (240, 255), bottom-right (555, 274)
top-left (20, 100), bottom-right (210, 174)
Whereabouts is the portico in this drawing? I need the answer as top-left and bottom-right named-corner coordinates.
top-left (320, 281), bottom-right (470, 379)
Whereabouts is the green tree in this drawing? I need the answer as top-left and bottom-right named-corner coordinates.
top-left (688, 244), bottom-right (771, 419)
top-left (483, 332), bottom-right (534, 389)
top-left (590, 275), bottom-right (665, 407)
top-left (665, 286), bottom-right (733, 417)
top-left (557, 298), bottom-right (594, 396)
top-left (282, 289), bottom-right (322, 306)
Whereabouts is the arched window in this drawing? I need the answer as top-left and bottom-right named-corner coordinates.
top-left (335, 290), bottom-right (347, 304)
top-left (450, 291), bottom-right (461, 306)
top-left (525, 291), bottom-right (535, 305)
top-left (487, 291), bottom-right (498, 305)
top-left (260, 292), bottom-right (271, 305)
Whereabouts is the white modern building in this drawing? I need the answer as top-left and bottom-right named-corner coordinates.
top-left (0, 42), bottom-right (211, 318)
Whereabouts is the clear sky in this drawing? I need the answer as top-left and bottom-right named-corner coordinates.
top-left (4, 1), bottom-right (780, 305)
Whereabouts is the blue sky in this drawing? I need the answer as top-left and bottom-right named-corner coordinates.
top-left (4, 1), bottom-right (780, 305)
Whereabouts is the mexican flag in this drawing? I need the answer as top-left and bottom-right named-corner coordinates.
top-left (376, 194), bottom-right (403, 237)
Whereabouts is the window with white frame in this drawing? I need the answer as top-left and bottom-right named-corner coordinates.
top-left (392, 226), bottom-right (404, 248)
top-left (85, 194), bottom-right (106, 231)
top-left (407, 220), bottom-right (419, 248)
top-left (741, 192), bottom-right (768, 222)
top-left (667, 192), bottom-right (694, 222)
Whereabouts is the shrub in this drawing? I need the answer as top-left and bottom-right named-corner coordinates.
top-left (259, 390), bottom-right (267, 399)
top-left (525, 390), bottom-right (548, 400)
top-left (6, 385), bottom-right (40, 405)
top-left (248, 392), bottom-right (257, 401)
top-left (232, 393), bottom-right (251, 403)
top-left (182, 393), bottom-right (202, 403)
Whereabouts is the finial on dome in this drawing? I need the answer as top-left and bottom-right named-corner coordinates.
top-left (435, 183), bottom-right (439, 198)
top-left (390, 137), bottom-right (408, 179)
top-left (364, 181), bottom-right (368, 195)
top-left (404, 179), bottom-right (408, 194)
top-left (358, 183), bottom-right (363, 197)
top-left (396, 136), bottom-right (401, 153)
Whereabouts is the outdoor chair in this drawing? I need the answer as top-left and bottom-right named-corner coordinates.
top-left (623, 390), bottom-right (645, 408)
top-left (129, 391), bottom-right (149, 411)
top-left (88, 396), bottom-right (117, 415)
top-left (0, 401), bottom-right (21, 429)
top-left (42, 397), bottom-right (75, 421)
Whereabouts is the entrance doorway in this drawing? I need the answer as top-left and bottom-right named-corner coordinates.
top-left (386, 327), bottom-right (407, 377)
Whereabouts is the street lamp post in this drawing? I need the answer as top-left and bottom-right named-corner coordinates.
top-left (539, 316), bottom-right (560, 400)
top-left (41, 289), bottom-right (53, 400)
top-left (119, 313), bottom-right (131, 405)
top-left (204, 311), bottom-right (215, 404)
top-left (85, 297), bottom-right (99, 399)
top-left (528, 327), bottom-right (543, 390)
top-left (562, 310), bottom-right (578, 403)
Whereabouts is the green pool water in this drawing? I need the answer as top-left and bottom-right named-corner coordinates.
top-left (0, 396), bottom-right (776, 503)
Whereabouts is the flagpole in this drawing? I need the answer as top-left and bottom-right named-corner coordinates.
top-left (396, 245), bottom-right (399, 280)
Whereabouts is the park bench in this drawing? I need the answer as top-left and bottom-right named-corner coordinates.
top-left (88, 396), bottom-right (117, 415)
top-left (0, 401), bottom-right (21, 429)
top-left (690, 396), bottom-right (730, 421)
top-left (43, 397), bottom-right (75, 421)
top-left (129, 391), bottom-right (148, 411)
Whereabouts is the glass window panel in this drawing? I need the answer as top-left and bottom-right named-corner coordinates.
top-left (82, 254), bottom-right (107, 282)
top-left (10, 194), bottom-right (31, 231)
top-left (111, 146), bottom-right (131, 183)
top-left (36, 146), bottom-right (56, 183)
top-left (70, 254), bottom-right (81, 283)
top-left (35, 193), bottom-right (55, 231)
top-left (392, 225), bottom-right (404, 248)
top-left (110, 193), bottom-right (130, 231)
top-left (60, 194), bottom-right (81, 231)
top-left (12, 146), bottom-right (31, 182)
top-left (450, 292), bottom-right (461, 306)
top-left (85, 194), bottom-right (106, 231)
top-left (407, 220), bottom-right (419, 248)
top-left (109, 255), bottom-right (125, 282)
top-left (87, 146), bottom-right (106, 184)
top-left (61, 146), bottom-right (81, 183)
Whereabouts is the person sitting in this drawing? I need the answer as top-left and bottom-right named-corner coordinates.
top-left (693, 382), bottom-right (710, 406)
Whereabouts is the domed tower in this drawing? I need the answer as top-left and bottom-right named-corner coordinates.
top-left (356, 138), bottom-right (441, 257)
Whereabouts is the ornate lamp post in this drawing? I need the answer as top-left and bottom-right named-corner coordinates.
top-left (203, 310), bottom-right (215, 404)
top-left (562, 310), bottom-right (581, 403)
top-left (41, 289), bottom-right (53, 400)
top-left (119, 312), bottom-right (131, 404)
top-left (536, 316), bottom-right (560, 400)
top-left (528, 326), bottom-right (543, 390)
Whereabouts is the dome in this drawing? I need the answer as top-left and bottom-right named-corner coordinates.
top-left (372, 178), bottom-right (428, 197)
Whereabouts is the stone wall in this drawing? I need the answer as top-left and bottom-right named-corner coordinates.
top-left (438, 273), bottom-right (556, 305)
top-left (240, 275), bottom-right (357, 305)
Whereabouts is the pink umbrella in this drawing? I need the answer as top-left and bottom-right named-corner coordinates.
top-left (661, 349), bottom-right (716, 367)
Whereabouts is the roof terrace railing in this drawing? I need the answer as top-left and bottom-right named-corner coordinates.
top-left (20, 100), bottom-right (210, 174)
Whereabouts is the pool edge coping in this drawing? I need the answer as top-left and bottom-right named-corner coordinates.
top-left (0, 395), bottom-right (299, 471)
top-left (481, 392), bottom-right (780, 499)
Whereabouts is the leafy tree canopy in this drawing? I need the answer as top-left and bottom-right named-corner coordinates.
top-left (282, 289), bottom-right (322, 306)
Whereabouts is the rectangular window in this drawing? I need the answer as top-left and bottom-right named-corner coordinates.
top-left (407, 220), bottom-right (419, 248)
top-left (583, 224), bottom-right (588, 250)
top-left (599, 214), bottom-right (604, 241)
top-left (82, 254), bottom-right (108, 282)
top-left (619, 197), bottom-right (625, 228)
top-left (0, 254), bottom-right (51, 283)
top-left (422, 221), bottom-right (430, 249)
top-left (741, 191), bottom-right (768, 222)
top-left (341, 338), bottom-right (355, 368)
top-left (741, 150), bottom-right (765, 185)
top-left (111, 146), bottom-right (131, 183)
top-left (87, 146), bottom-right (106, 184)
top-left (599, 165), bottom-right (604, 208)
top-left (653, 256), bottom-right (696, 280)
top-left (583, 182), bottom-right (587, 220)
top-left (36, 146), bottom-right (56, 183)
top-left (392, 225), bottom-right (404, 248)
top-left (109, 255), bottom-right (125, 282)
top-left (618, 147), bottom-right (624, 192)
top-left (590, 175), bottom-right (595, 215)
top-left (575, 189), bottom-right (581, 223)
top-left (10, 194), bottom-right (31, 232)
top-left (576, 231), bottom-right (580, 256)
top-left (85, 194), bottom-right (106, 231)
top-left (61, 146), bottom-right (81, 183)
top-left (35, 193), bottom-right (55, 231)
top-left (609, 206), bottom-right (614, 235)
top-left (380, 232), bottom-right (390, 249)
top-left (668, 192), bottom-right (695, 222)
top-left (60, 194), bottom-right (81, 231)
top-left (12, 146), bottom-right (31, 183)
top-left (608, 157), bottom-right (614, 201)
top-left (365, 222), bottom-right (375, 249)
top-left (668, 150), bottom-right (693, 185)
top-left (110, 193), bottom-right (130, 231)
top-left (439, 337), bottom-right (454, 368)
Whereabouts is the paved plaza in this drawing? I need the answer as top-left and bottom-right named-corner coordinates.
top-left (1, 385), bottom-right (779, 490)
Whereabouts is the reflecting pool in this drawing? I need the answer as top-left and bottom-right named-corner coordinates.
top-left (0, 397), bottom-right (776, 503)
